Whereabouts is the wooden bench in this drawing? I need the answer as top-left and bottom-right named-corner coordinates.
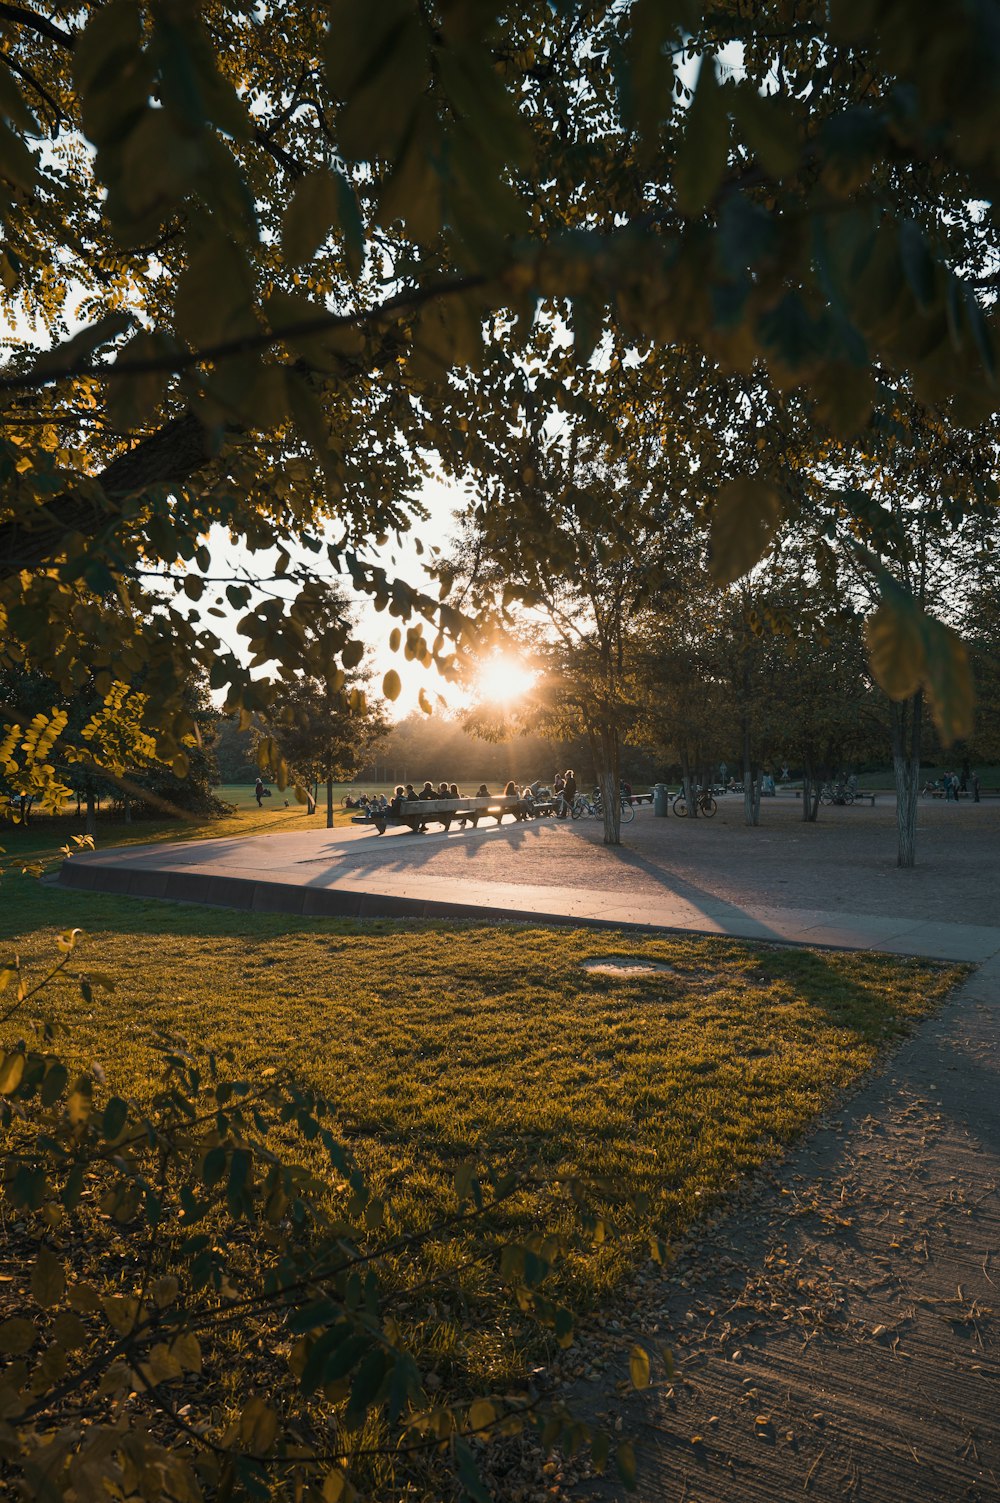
top-left (631, 792), bottom-right (653, 804)
top-left (372, 795), bottom-right (526, 835)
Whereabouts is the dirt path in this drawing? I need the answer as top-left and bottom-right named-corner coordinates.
top-left (568, 958), bottom-right (1000, 1502)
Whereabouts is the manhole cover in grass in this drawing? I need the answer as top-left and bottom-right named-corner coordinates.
top-left (582, 957), bottom-right (679, 978)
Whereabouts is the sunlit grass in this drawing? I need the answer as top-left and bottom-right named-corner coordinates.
top-left (1, 879), bottom-right (965, 1393)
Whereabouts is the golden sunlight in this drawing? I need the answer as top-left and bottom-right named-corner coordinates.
top-left (474, 652), bottom-right (536, 706)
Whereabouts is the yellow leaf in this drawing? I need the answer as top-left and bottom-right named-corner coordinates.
top-left (0, 1052), bottom-right (25, 1094)
top-left (382, 669), bottom-right (401, 701)
top-left (629, 1344), bottom-right (651, 1390)
top-left (323, 1470), bottom-right (347, 1503)
top-left (468, 1398), bottom-right (496, 1433)
top-left (170, 1331), bottom-right (202, 1372)
top-left (239, 1395), bottom-right (279, 1452)
top-left (865, 600), bottom-right (925, 700)
top-left (31, 1247), bottom-right (65, 1309)
top-left (708, 476), bottom-right (783, 584)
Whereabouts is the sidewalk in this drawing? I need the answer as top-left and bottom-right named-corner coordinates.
top-left (58, 801), bottom-right (1000, 964)
top-left (572, 955), bottom-right (1000, 1502)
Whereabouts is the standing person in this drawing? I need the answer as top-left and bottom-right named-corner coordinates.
top-left (559, 768), bottom-right (577, 817)
top-left (255, 777), bottom-right (265, 807)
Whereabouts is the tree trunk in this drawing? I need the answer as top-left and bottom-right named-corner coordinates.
top-left (124, 796), bottom-right (132, 824)
top-left (742, 724), bottom-right (759, 827)
top-left (326, 776), bottom-right (334, 829)
top-left (891, 691), bottom-right (922, 868)
top-left (597, 724), bottom-right (621, 846)
top-left (680, 751), bottom-right (697, 817)
top-left (85, 791), bottom-right (97, 839)
top-left (801, 762), bottom-right (820, 822)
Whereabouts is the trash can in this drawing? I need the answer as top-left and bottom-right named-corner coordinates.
top-left (653, 783), bottom-right (670, 817)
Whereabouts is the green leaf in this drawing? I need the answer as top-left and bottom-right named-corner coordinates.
top-left (0, 1316), bottom-right (37, 1355)
top-left (327, 2), bottom-right (429, 160)
top-left (616, 1440), bottom-right (638, 1490)
top-left (732, 84), bottom-right (799, 179)
top-left (865, 598), bottom-right (926, 700)
top-left (0, 118), bottom-right (36, 190)
top-left (899, 219), bottom-right (935, 310)
top-left (921, 615), bottom-right (975, 744)
top-left (35, 313), bottom-right (135, 375)
top-left (175, 237), bottom-right (257, 350)
top-left (468, 1398), bottom-right (496, 1433)
top-left (31, 1247), bottom-right (66, 1309)
top-left (282, 170), bottom-right (340, 264)
top-left (708, 476), bottom-right (783, 584)
top-left (454, 1437), bottom-right (491, 1503)
top-left (40, 1062), bottom-right (68, 1107)
top-left (344, 1347), bottom-right (388, 1429)
top-left (335, 172), bottom-right (365, 278)
top-left (675, 56), bottom-right (728, 217)
top-left (108, 332), bottom-right (173, 431)
top-left (591, 1428), bottom-right (612, 1472)
top-left (629, 1344), bottom-right (651, 1390)
top-left (623, 0), bottom-right (687, 150)
top-left (238, 1395), bottom-right (279, 1452)
top-left (0, 1052), bottom-right (25, 1095)
top-left (0, 68), bottom-right (39, 133)
top-left (102, 1096), bottom-right (128, 1139)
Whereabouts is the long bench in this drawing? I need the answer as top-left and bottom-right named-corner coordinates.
top-left (373, 795), bottom-right (527, 835)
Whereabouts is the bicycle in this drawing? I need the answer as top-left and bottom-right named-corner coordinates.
top-left (819, 782), bottom-right (855, 805)
top-left (672, 788), bottom-right (717, 817)
top-left (571, 793), bottom-right (598, 819)
top-left (588, 790), bottom-right (634, 822)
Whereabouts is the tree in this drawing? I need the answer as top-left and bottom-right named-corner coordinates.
top-left (3, 1), bottom-right (1000, 798)
top-left (448, 434), bottom-right (680, 844)
top-left (256, 676), bottom-right (388, 827)
top-left (794, 390), bottom-right (998, 864)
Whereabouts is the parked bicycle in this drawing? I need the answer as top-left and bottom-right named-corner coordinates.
top-left (673, 788), bottom-right (718, 817)
top-left (576, 789), bottom-right (634, 822)
top-left (818, 782), bottom-right (855, 805)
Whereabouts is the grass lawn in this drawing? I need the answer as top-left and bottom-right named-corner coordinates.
top-left (0, 796), bottom-right (351, 881)
top-left (1, 867), bottom-right (965, 1406)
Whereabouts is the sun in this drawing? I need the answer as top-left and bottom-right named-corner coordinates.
top-left (475, 651), bottom-right (536, 707)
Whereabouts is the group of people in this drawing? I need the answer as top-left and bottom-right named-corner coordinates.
top-left (351, 771), bottom-right (585, 822)
top-left (937, 768), bottom-right (980, 801)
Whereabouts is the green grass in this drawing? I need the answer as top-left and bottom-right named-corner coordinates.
top-left (0, 797), bottom-right (349, 888)
top-left (0, 780), bottom-right (395, 871)
top-left (1, 869), bottom-right (965, 1396)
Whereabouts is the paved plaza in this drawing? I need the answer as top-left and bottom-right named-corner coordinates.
top-left (59, 793), bottom-right (1000, 1500)
top-left (60, 792), bottom-right (1000, 963)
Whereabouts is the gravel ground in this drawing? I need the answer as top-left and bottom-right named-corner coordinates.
top-left (294, 793), bottom-right (1000, 927)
